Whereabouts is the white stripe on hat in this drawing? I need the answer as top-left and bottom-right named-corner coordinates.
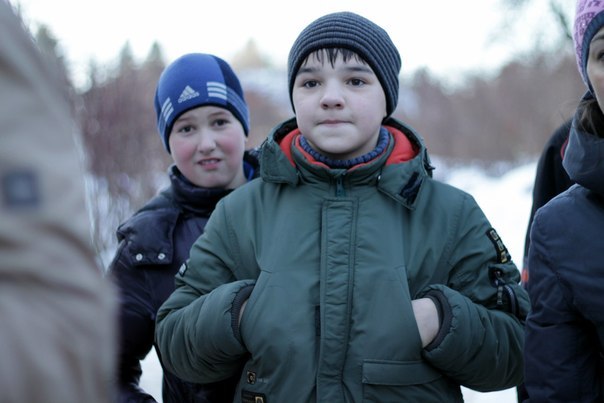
top-left (161, 97), bottom-right (174, 122)
top-left (207, 82), bottom-right (228, 100)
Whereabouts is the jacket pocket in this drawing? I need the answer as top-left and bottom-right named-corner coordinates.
top-left (239, 269), bottom-right (272, 345)
top-left (362, 359), bottom-right (461, 402)
top-left (362, 359), bottom-right (441, 386)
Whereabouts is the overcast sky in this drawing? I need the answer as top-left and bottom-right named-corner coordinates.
top-left (11, 0), bottom-right (571, 87)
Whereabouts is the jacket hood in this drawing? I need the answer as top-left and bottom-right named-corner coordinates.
top-left (258, 117), bottom-right (434, 208)
top-left (564, 98), bottom-right (604, 195)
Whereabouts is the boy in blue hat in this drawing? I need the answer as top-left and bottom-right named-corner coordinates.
top-left (156, 13), bottom-right (528, 402)
top-left (108, 53), bottom-right (258, 402)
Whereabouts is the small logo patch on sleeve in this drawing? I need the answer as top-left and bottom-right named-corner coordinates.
top-left (241, 390), bottom-right (267, 403)
top-left (486, 228), bottom-right (510, 263)
top-left (177, 262), bottom-right (188, 277)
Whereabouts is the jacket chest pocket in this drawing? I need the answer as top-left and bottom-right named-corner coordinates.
top-left (349, 265), bottom-right (425, 363)
top-left (362, 359), bottom-right (462, 402)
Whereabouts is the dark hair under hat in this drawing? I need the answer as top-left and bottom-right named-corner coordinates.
top-left (154, 53), bottom-right (249, 153)
top-left (287, 11), bottom-right (401, 118)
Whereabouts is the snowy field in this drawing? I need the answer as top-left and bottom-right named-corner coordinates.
top-left (140, 160), bottom-right (537, 402)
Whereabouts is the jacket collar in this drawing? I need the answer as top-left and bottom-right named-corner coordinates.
top-left (168, 165), bottom-right (232, 216)
top-left (565, 96), bottom-right (604, 195)
top-left (259, 117), bottom-right (434, 208)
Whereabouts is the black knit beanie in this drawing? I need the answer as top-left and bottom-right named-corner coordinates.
top-left (287, 11), bottom-right (401, 117)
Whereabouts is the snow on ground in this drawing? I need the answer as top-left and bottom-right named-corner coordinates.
top-left (140, 160), bottom-right (537, 402)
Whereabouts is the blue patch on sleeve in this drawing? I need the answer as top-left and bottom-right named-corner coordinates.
top-left (2, 169), bottom-right (40, 209)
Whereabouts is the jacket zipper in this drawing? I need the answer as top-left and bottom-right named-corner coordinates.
top-left (493, 269), bottom-right (518, 316)
top-left (335, 175), bottom-right (346, 197)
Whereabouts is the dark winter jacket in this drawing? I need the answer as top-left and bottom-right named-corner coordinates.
top-left (521, 118), bottom-right (574, 286)
top-left (524, 107), bottom-right (604, 402)
top-left (517, 119), bottom-right (575, 402)
top-left (108, 155), bottom-right (258, 403)
top-left (156, 117), bottom-right (529, 403)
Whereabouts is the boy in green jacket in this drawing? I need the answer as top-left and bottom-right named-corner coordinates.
top-left (156, 11), bottom-right (529, 402)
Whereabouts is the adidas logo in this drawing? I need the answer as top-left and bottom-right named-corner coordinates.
top-left (178, 85), bottom-right (200, 103)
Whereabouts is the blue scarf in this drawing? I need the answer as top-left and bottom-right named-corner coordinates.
top-left (299, 127), bottom-right (389, 169)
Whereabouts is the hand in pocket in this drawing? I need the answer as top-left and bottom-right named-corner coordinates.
top-left (411, 298), bottom-right (439, 348)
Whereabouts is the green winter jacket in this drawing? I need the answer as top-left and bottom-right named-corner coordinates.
top-left (156, 117), bottom-right (529, 403)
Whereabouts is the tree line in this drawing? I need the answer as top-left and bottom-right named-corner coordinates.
top-left (28, 7), bottom-right (583, 264)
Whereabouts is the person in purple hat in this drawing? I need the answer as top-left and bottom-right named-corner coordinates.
top-left (156, 12), bottom-right (528, 402)
top-left (107, 53), bottom-right (259, 403)
top-left (523, 0), bottom-right (604, 401)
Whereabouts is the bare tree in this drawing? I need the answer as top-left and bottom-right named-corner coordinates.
top-left (398, 47), bottom-right (583, 164)
top-left (499, 0), bottom-right (573, 44)
top-left (78, 44), bottom-right (170, 265)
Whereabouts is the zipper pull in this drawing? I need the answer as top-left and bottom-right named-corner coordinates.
top-left (335, 174), bottom-right (346, 197)
top-left (493, 269), bottom-right (504, 308)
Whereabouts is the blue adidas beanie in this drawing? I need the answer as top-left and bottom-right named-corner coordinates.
top-left (154, 53), bottom-right (250, 153)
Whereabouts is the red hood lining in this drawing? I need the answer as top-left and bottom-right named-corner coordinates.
top-left (278, 125), bottom-right (418, 169)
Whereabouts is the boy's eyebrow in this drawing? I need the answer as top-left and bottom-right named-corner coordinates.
top-left (347, 65), bottom-right (374, 74)
top-left (297, 66), bottom-right (319, 75)
top-left (297, 64), bottom-right (375, 75)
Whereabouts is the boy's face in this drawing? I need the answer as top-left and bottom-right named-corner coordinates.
top-left (292, 52), bottom-right (387, 160)
top-left (168, 105), bottom-right (247, 189)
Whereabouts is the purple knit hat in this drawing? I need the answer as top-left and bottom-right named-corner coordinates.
top-left (574, 0), bottom-right (604, 91)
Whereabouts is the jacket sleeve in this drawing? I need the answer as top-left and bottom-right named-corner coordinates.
top-left (523, 209), bottom-right (601, 401)
top-left (155, 201), bottom-right (255, 384)
top-left (421, 192), bottom-right (529, 392)
top-left (107, 241), bottom-right (158, 403)
top-left (521, 120), bottom-right (573, 286)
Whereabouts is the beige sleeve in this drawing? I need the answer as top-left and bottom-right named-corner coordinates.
top-left (0, 2), bottom-right (117, 402)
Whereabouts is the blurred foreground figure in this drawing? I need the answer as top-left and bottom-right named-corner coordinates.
top-left (0, 2), bottom-right (117, 402)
